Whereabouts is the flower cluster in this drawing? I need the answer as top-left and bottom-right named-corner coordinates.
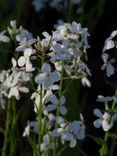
top-left (22, 21), bottom-right (90, 153)
top-left (101, 30), bottom-right (117, 77)
top-left (0, 20), bottom-right (90, 155)
top-left (0, 21), bottom-right (35, 108)
top-left (93, 95), bottom-right (117, 131)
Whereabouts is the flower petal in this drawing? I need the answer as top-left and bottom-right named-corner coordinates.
top-left (93, 119), bottom-right (102, 128)
top-left (35, 73), bottom-right (46, 84)
top-left (51, 71), bottom-right (61, 82)
top-left (42, 63), bottom-right (51, 74)
top-left (18, 56), bottom-right (26, 67)
top-left (93, 109), bottom-right (103, 118)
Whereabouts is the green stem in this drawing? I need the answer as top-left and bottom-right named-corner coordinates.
top-left (109, 139), bottom-right (116, 156)
top-left (56, 145), bottom-right (68, 156)
top-left (2, 100), bottom-right (12, 156)
top-left (53, 63), bottom-right (64, 156)
top-left (10, 98), bottom-right (17, 156)
top-left (100, 131), bottom-right (108, 156)
top-left (38, 85), bottom-right (43, 156)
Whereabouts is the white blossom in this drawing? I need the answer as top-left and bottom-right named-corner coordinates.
top-left (0, 31), bottom-right (10, 43)
top-left (17, 48), bottom-right (35, 72)
top-left (101, 53), bottom-right (115, 77)
top-left (35, 63), bottom-right (61, 89)
top-left (46, 93), bottom-right (67, 115)
top-left (93, 108), bottom-right (117, 131)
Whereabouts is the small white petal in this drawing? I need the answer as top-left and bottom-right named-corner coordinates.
top-left (82, 77), bottom-right (91, 87)
top-left (10, 20), bottom-right (16, 28)
top-left (11, 57), bottom-right (17, 68)
top-left (105, 40), bottom-right (115, 50)
top-left (69, 137), bottom-right (77, 148)
top-left (19, 87), bottom-right (29, 93)
top-left (26, 61), bottom-right (35, 72)
top-left (102, 120), bottom-right (113, 131)
top-left (0, 35), bottom-right (10, 42)
top-left (110, 30), bottom-right (117, 38)
top-left (24, 48), bottom-right (33, 57)
top-left (18, 56), bottom-right (26, 67)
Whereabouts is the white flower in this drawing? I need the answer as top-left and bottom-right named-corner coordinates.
top-left (96, 95), bottom-right (113, 103)
top-left (97, 95), bottom-right (117, 104)
top-left (35, 63), bottom-right (61, 89)
top-left (46, 94), bottom-right (67, 115)
top-left (41, 32), bottom-right (51, 50)
top-left (81, 77), bottom-right (91, 87)
top-left (23, 121), bottom-right (30, 137)
top-left (1, 66), bottom-right (30, 100)
top-left (10, 20), bottom-right (17, 29)
top-left (103, 30), bottom-right (117, 52)
top-left (0, 31), bottom-right (10, 43)
top-left (16, 38), bottom-right (36, 51)
top-left (16, 28), bottom-right (33, 42)
top-left (31, 85), bottom-right (47, 113)
top-left (102, 30), bottom-right (117, 77)
top-left (49, 40), bottom-right (71, 61)
top-left (93, 108), bottom-right (117, 131)
top-left (23, 121), bottom-right (38, 137)
top-left (17, 48), bottom-right (35, 72)
top-left (101, 53), bottom-right (115, 77)
top-left (68, 120), bottom-right (85, 140)
top-left (52, 116), bottom-right (85, 148)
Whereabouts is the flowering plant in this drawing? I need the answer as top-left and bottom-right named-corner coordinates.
top-left (0, 8), bottom-right (117, 156)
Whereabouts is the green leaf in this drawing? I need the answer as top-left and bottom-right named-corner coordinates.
top-left (87, 135), bottom-right (105, 146)
top-left (27, 136), bottom-right (37, 151)
top-left (108, 133), bottom-right (117, 139)
top-left (80, 149), bottom-right (88, 156)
